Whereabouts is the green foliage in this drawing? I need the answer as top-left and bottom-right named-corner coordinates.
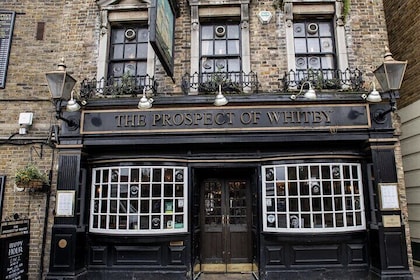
top-left (273, 0), bottom-right (284, 10)
top-left (343, 0), bottom-right (350, 20)
top-left (15, 164), bottom-right (49, 186)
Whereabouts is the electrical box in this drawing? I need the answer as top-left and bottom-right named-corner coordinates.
top-left (18, 112), bottom-right (33, 134)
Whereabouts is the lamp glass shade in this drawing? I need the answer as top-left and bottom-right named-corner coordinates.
top-left (366, 89), bottom-right (382, 103)
top-left (303, 88), bottom-right (316, 99)
top-left (45, 71), bottom-right (76, 100)
top-left (373, 60), bottom-right (407, 92)
top-left (214, 92), bottom-right (228, 106)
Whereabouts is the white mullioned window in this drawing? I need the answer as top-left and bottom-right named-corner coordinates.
top-left (90, 166), bottom-right (187, 234)
top-left (262, 163), bottom-right (366, 233)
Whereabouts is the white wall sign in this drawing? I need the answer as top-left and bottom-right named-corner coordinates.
top-left (378, 183), bottom-right (400, 210)
top-left (56, 191), bottom-right (76, 217)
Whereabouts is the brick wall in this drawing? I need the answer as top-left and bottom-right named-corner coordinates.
top-left (383, 0), bottom-right (420, 108)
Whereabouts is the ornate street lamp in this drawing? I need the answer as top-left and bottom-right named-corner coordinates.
top-left (45, 58), bottom-right (80, 128)
top-left (372, 48), bottom-right (407, 122)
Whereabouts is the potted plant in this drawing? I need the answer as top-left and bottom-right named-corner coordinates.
top-left (15, 163), bottom-right (50, 190)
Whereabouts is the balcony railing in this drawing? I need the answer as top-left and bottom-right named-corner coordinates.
top-left (281, 68), bottom-right (364, 92)
top-left (181, 71), bottom-right (259, 95)
top-left (80, 74), bottom-right (157, 101)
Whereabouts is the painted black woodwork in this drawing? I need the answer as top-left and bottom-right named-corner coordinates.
top-left (86, 235), bottom-right (190, 279)
top-left (48, 101), bottom-right (413, 279)
top-left (259, 232), bottom-right (369, 279)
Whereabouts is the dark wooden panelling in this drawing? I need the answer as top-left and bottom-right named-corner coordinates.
top-left (265, 246), bottom-right (284, 265)
top-left (384, 231), bottom-right (407, 268)
top-left (347, 244), bottom-right (366, 264)
top-left (292, 245), bottom-right (340, 265)
top-left (114, 246), bottom-right (161, 265)
top-left (58, 154), bottom-right (80, 190)
top-left (168, 246), bottom-right (186, 265)
top-left (90, 246), bottom-right (107, 265)
top-left (51, 232), bottom-right (73, 268)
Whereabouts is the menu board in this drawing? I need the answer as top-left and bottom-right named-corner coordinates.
top-left (378, 183), bottom-right (400, 210)
top-left (0, 11), bottom-right (16, 88)
top-left (0, 220), bottom-right (30, 280)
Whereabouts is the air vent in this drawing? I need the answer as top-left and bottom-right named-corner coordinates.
top-left (125, 28), bottom-right (136, 40)
top-left (215, 26), bottom-right (226, 37)
top-left (307, 23), bottom-right (318, 34)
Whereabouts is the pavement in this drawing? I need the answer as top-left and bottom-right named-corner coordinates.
top-left (197, 268), bottom-right (420, 279)
top-left (414, 265), bottom-right (420, 280)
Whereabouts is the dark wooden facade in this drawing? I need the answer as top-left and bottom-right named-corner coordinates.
top-left (46, 95), bottom-right (412, 280)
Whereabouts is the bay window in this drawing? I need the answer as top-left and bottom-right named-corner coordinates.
top-left (262, 163), bottom-right (366, 233)
top-left (90, 166), bottom-right (187, 234)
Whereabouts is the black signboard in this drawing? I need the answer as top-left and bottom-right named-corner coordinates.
top-left (0, 220), bottom-right (30, 280)
top-left (81, 104), bottom-right (370, 134)
top-left (0, 11), bottom-right (16, 88)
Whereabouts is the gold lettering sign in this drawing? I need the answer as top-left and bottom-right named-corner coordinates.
top-left (81, 105), bottom-right (370, 135)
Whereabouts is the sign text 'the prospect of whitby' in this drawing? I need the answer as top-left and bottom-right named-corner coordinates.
top-left (81, 105), bottom-right (369, 134)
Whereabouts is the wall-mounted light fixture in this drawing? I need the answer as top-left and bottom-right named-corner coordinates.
top-left (290, 81), bottom-right (317, 100)
top-left (362, 81), bottom-right (382, 103)
top-left (138, 88), bottom-right (154, 109)
top-left (372, 47), bottom-right (407, 122)
top-left (214, 84), bottom-right (228, 106)
top-left (45, 58), bottom-right (79, 129)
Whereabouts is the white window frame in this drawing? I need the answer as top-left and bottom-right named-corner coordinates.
top-left (89, 166), bottom-right (188, 235)
top-left (97, 1), bottom-right (156, 83)
top-left (262, 163), bottom-right (366, 233)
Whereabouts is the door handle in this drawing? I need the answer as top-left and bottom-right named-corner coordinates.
top-left (226, 215), bottom-right (230, 224)
top-left (222, 215), bottom-right (225, 225)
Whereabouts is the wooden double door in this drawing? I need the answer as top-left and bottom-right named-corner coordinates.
top-left (200, 177), bottom-right (252, 272)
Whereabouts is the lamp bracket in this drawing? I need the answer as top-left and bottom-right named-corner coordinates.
top-left (373, 91), bottom-right (398, 123)
top-left (53, 100), bottom-right (79, 129)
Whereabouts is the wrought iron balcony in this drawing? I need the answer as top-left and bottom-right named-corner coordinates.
top-left (281, 68), bottom-right (364, 92)
top-left (181, 71), bottom-right (259, 95)
top-left (80, 74), bottom-right (157, 102)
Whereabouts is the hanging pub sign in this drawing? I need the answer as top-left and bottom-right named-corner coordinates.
top-left (0, 11), bottom-right (16, 88)
top-left (149, 0), bottom-right (177, 78)
top-left (0, 219), bottom-right (30, 280)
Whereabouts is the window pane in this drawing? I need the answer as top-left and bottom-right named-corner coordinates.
top-left (215, 41), bottom-right (226, 55)
top-left (137, 43), bottom-right (148, 58)
top-left (308, 56), bottom-right (321, 69)
top-left (201, 25), bottom-right (213, 39)
top-left (201, 41), bottom-right (213, 56)
top-left (227, 25), bottom-right (239, 38)
top-left (294, 23), bottom-right (305, 37)
top-left (111, 29), bottom-right (125, 43)
top-left (321, 55), bottom-right (334, 69)
top-left (319, 22), bottom-right (332, 36)
top-left (110, 63), bottom-right (124, 77)
top-left (294, 38), bottom-right (307, 53)
top-left (227, 59), bottom-right (240, 72)
top-left (307, 38), bottom-right (320, 53)
top-left (112, 45), bottom-right (124, 59)
top-left (228, 40), bottom-right (239, 54)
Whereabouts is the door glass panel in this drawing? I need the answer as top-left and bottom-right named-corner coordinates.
top-left (204, 181), bottom-right (222, 226)
top-left (228, 181), bottom-right (247, 226)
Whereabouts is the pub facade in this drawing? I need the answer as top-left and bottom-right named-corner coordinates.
top-left (0, 0), bottom-right (413, 279)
